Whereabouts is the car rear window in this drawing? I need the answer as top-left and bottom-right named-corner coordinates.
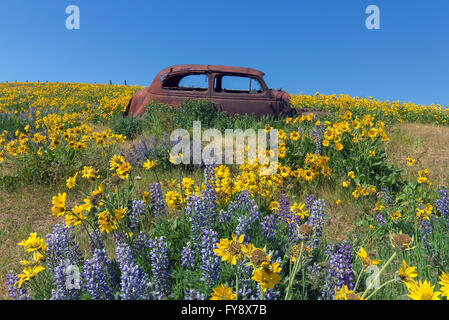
top-left (215, 75), bottom-right (263, 94)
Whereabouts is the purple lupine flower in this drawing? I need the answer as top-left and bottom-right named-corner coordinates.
top-left (184, 289), bottom-right (205, 300)
top-left (50, 259), bottom-right (82, 300)
top-left (304, 194), bottom-right (316, 212)
top-left (436, 188), bottom-right (449, 220)
top-left (199, 228), bottom-right (220, 288)
top-left (6, 273), bottom-right (30, 300)
top-left (202, 164), bottom-right (217, 215)
top-left (129, 200), bottom-right (145, 232)
top-left (307, 263), bottom-right (323, 286)
top-left (261, 215), bottom-right (277, 239)
top-left (187, 194), bottom-right (216, 252)
top-left (381, 187), bottom-right (395, 208)
top-left (147, 236), bottom-right (172, 298)
top-left (133, 231), bottom-right (153, 252)
top-left (45, 223), bottom-right (83, 272)
top-left (82, 248), bottom-right (114, 300)
top-left (277, 194), bottom-right (291, 223)
top-left (150, 182), bottom-right (166, 218)
top-left (181, 242), bottom-right (195, 269)
top-left (321, 241), bottom-right (354, 299)
top-left (116, 242), bottom-right (149, 300)
top-left (234, 263), bottom-right (254, 300)
top-left (235, 191), bottom-right (261, 241)
top-left (307, 198), bottom-right (326, 250)
top-left (376, 214), bottom-right (387, 226)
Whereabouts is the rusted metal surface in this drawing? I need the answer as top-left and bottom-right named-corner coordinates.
top-left (125, 64), bottom-right (297, 118)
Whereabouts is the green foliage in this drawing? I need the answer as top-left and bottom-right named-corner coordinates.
top-left (111, 114), bottom-right (143, 140)
top-left (141, 101), bottom-right (178, 137)
top-left (0, 113), bottom-right (33, 139)
top-left (174, 99), bottom-right (220, 130)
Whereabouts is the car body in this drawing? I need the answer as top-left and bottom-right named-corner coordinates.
top-left (124, 64), bottom-right (296, 118)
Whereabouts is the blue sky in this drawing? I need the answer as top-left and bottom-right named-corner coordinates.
top-left (1, 0), bottom-right (448, 106)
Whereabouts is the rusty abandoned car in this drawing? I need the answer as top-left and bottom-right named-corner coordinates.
top-left (124, 64), bottom-right (297, 118)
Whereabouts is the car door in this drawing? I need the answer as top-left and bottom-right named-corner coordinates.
top-left (210, 74), bottom-right (275, 118)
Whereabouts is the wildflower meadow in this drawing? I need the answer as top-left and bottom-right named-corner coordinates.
top-left (1, 82), bottom-right (449, 301)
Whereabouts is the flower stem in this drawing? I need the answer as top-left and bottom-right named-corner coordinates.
top-left (365, 279), bottom-right (397, 300)
top-left (361, 251), bottom-right (397, 299)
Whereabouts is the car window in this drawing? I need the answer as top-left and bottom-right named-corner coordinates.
top-left (215, 75), bottom-right (263, 94)
top-left (162, 74), bottom-right (208, 91)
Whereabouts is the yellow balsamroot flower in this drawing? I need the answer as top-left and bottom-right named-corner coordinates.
top-left (97, 210), bottom-right (118, 234)
top-left (142, 191), bottom-right (151, 203)
top-left (390, 210), bottom-right (402, 221)
top-left (347, 171), bottom-right (355, 179)
top-left (277, 129), bottom-right (287, 141)
top-left (302, 169), bottom-right (314, 182)
top-left (91, 184), bottom-right (105, 206)
top-left (398, 260), bottom-right (418, 287)
top-left (342, 181), bottom-right (349, 188)
top-left (81, 166), bottom-right (96, 180)
top-left (289, 202), bottom-right (309, 221)
top-left (66, 172), bottom-right (78, 189)
top-left (65, 205), bottom-right (87, 227)
top-left (406, 156), bottom-right (415, 167)
top-left (51, 192), bottom-right (67, 217)
top-left (369, 150), bottom-right (376, 157)
top-left (335, 199), bottom-right (342, 205)
top-left (213, 233), bottom-right (245, 265)
top-left (356, 247), bottom-right (381, 271)
top-left (439, 272), bottom-right (449, 298)
top-left (112, 207), bottom-right (127, 222)
top-left (168, 151), bottom-right (183, 164)
top-left (210, 284), bottom-right (236, 300)
top-left (334, 142), bottom-right (343, 151)
top-left (289, 131), bottom-right (300, 141)
top-left (165, 190), bottom-right (182, 210)
top-left (14, 265), bottom-right (45, 288)
top-left (143, 159), bottom-right (157, 170)
top-left (241, 244), bottom-right (270, 268)
top-left (269, 201), bottom-right (279, 212)
top-left (416, 204), bottom-right (433, 221)
top-left (109, 155), bottom-right (125, 171)
top-left (116, 161), bottom-right (131, 180)
top-left (18, 233), bottom-right (46, 253)
top-left (251, 261), bottom-right (282, 292)
top-left (334, 285), bottom-right (363, 300)
top-left (81, 196), bottom-right (93, 212)
top-left (407, 280), bottom-right (441, 300)
top-left (373, 202), bottom-right (384, 212)
top-left (181, 177), bottom-right (196, 197)
top-left (417, 169), bottom-right (431, 185)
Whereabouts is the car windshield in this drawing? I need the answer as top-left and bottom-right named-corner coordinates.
top-left (162, 73), bottom-right (208, 91)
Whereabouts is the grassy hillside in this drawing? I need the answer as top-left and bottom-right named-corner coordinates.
top-left (1, 82), bottom-right (448, 300)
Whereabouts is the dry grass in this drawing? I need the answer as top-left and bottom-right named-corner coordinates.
top-left (385, 122), bottom-right (449, 187)
top-left (0, 185), bottom-right (56, 298)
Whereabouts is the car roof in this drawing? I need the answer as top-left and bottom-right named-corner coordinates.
top-left (158, 64), bottom-right (265, 77)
